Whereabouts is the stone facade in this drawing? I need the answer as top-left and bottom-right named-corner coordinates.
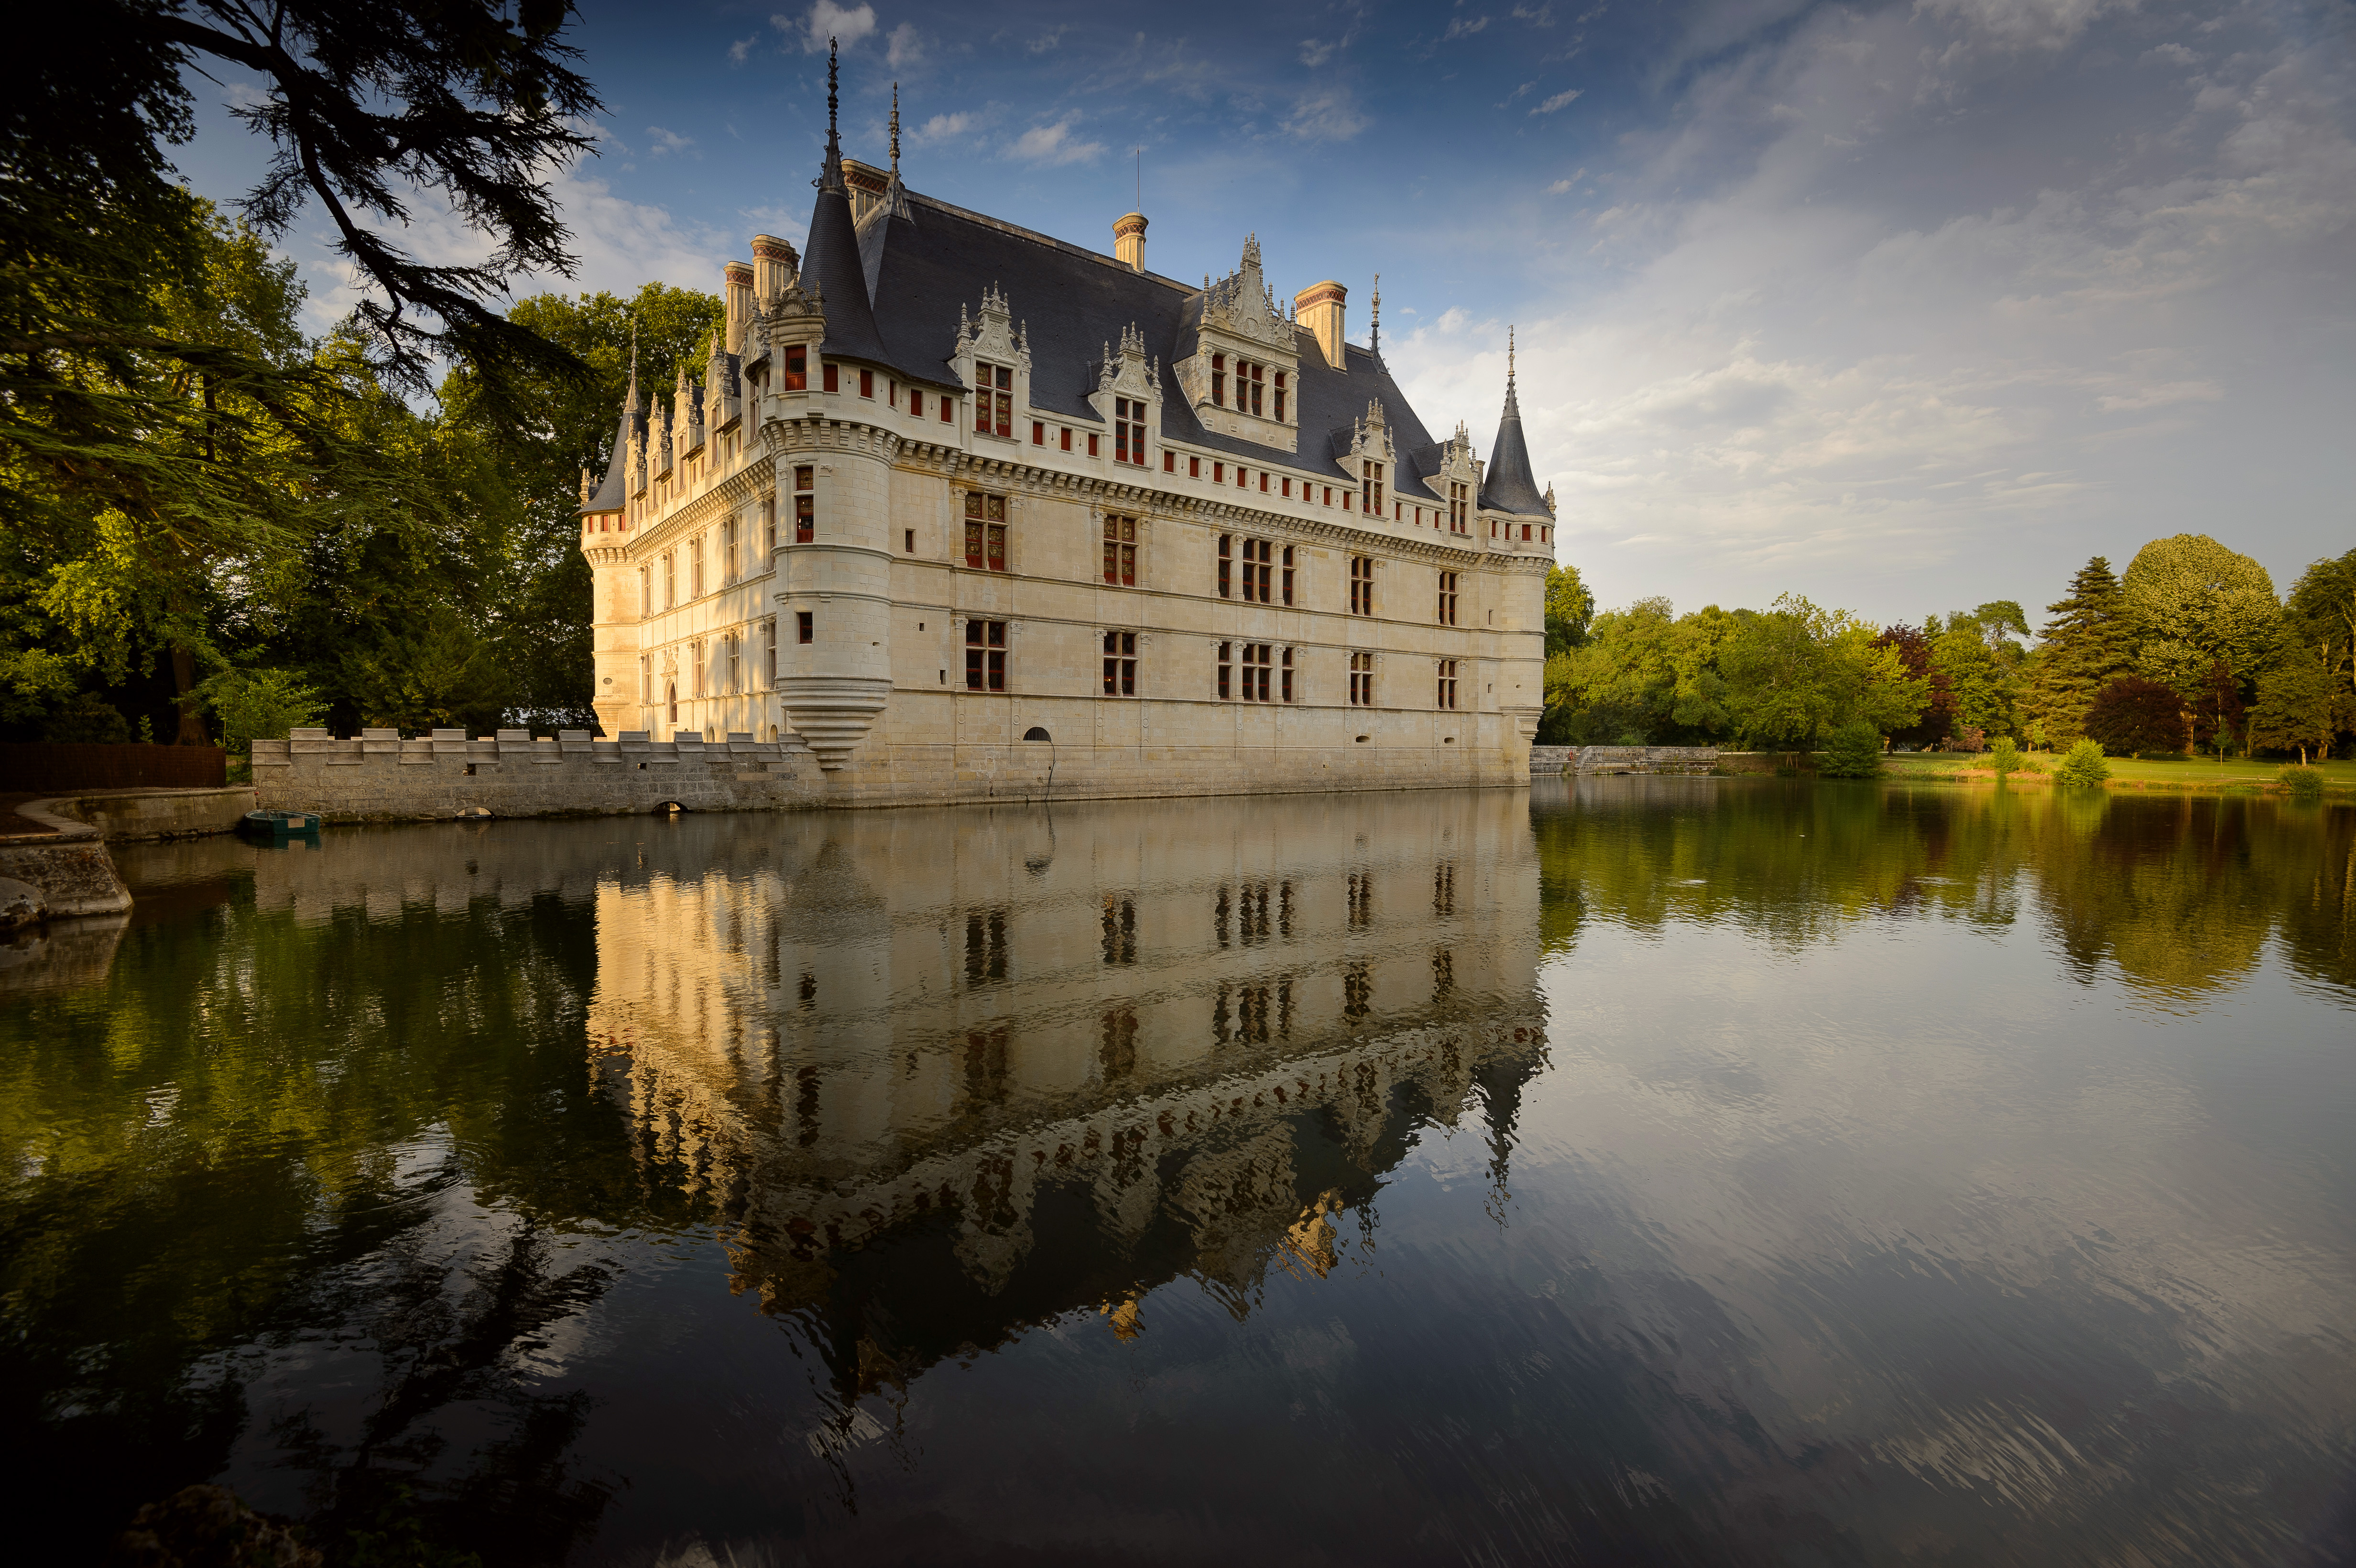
top-left (568, 54), bottom-right (1557, 809)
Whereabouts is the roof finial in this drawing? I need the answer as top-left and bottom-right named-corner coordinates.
top-left (627, 316), bottom-right (639, 407)
top-left (889, 82), bottom-right (901, 178)
top-left (817, 36), bottom-right (845, 192)
top-left (1370, 274), bottom-right (1381, 355)
top-left (1508, 325), bottom-right (1516, 388)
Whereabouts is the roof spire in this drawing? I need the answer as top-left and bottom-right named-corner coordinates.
top-left (817, 36), bottom-right (845, 193)
top-left (627, 317), bottom-right (640, 408)
top-left (1370, 274), bottom-right (1381, 355)
top-left (889, 82), bottom-right (901, 177)
top-left (1508, 325), bottom-right (1516, 390)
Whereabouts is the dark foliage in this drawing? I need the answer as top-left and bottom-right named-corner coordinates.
top-left (1872, 624), bottom-right (1955, 749)
top-left (2086, 676), bottom-right (2189, 757)
top-left (2189, 662), bottom-right (2246, 759)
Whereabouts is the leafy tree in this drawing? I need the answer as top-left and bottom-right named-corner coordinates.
top-left (199, 667), bottom-right (322, 757)
top-left (1717, 594), bottom-right (1925, 747)
top-left (2273, 547), bottom-right (2356, 740)
top-left (1989, 736), bottom-right (2021, 775)
top-left (2121, 534), bottom-right (2280, 694)
top-left (42, 693), bottom-right (132, 744)
top-left (2085, 676), bottom-right (2189, 757)
top-left (1817, 719), bottom-right (1883, 778)
top-left (2188, 662), bottom-right (2246, 762)
top-left (1541, 597), bottom-right (1732, 745)
top-left (1871, 624), bottom-right (1955, 749)
top-left (1543, 564), bottom-right (1594, 656)
top-left (338, 608), bottom-right (509, 734)
top-left (2054, 738), bottom-right (2111, 787)
top-left (2247, 642), bottom-right (2350, 763)
top-left (2024, 557), bottom-right (2133, 746)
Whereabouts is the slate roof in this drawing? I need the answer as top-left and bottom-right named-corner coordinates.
top-left (579, 377), bottom-right (638, 515)
top-left (1479, 375), bottom-right (1551, 519)
top-left (851, 187), bottom-right (1457, 495)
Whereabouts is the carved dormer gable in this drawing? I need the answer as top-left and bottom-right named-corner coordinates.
top-left (706, 332), bottom-right (740, 432)
top-left (1087, 322), bottom-right (1161, 449)
top-left (675, 364), bottom-right (704, 459)
top-left (653, 401), bottom-right (675, 480)
top-left (1177, 236), bottom-right (1300, 455)
top-left (950, 284), bottom-right (1029, 436)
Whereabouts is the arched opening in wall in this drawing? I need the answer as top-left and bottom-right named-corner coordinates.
top-left (666, 682), bottom-right (678, 726)
top-left (653, 800), bottom-right (687, 815)
top-left (1022, 727), bottom-right (1052, 742)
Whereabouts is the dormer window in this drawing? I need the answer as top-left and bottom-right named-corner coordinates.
top-left (977, 363), bottom-right (1013, 437)
top-left (1236, 361), bottom-right (1265, 416)
top-left (1211, 354), bottom-right (1225, 406)
top-left (784, 345), bottom-right (807, 392)
top-left (1274, 371), bottom-right (1287, 423)
top-left (1363, 461), bottom-right (1384, 515)
top-left (1114, 398), bottom-right (1147, 465)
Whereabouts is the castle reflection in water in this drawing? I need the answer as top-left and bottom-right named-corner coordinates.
top-left (582, 792), bottom-right (1545, 1396)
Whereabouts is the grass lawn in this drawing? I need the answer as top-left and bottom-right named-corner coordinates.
top-left (1880, 751), bottom-right (2356, 794)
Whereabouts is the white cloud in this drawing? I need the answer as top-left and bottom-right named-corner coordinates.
top-left (914, 111), bottom-right (973, 145)
top-left (646, 127), bottom-right (695, 157)
top-left (1027, 26), bottom-right (1069, 54)
top-left (1531, 87), bottom-right (1583, 114)
top-left (728, 35), bottom-right (758, 65)
top-left (885, 22), bottom-right (924, 68)
top-left (1393, 0), bottom-right (2356, 616)
top-left (1282, 87), bottom-right (1370, 142)
top-left (1443, 14), bottom-right (1492, 39)
top-left (1300, 38), bottom-right (1338, 67)
top-left (784, 1), bottom-right (875, 54)
top-left (1009, 116), bottom-right (1104, 165)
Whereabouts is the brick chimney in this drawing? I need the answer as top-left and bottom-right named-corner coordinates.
top-left (1295, 280), bottom-right (1347, 370)
top-left (723, 260), bottom-right (753, 354)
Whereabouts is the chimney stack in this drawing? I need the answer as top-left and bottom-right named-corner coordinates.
top-left (723, 260), bottom-right (754, 354)
top-left (1113, 212), bottom-right (1147, 273)
top-left (1295, 280), bottom-right (1347, 370)
top-left (750, 234), bottom-right (797, 308)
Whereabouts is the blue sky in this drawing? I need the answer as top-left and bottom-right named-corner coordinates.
top-left (175, 0), bottom-right (2354, 624)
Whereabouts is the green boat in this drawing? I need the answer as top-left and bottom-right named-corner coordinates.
top-left (240, 809), bottom-right (322, 839)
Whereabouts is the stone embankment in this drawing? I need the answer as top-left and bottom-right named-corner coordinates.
top-left (0, 797), bottom-right (137, 931)
top-left (252, 728), bottom-right (818, 822)
top-left (1530, 746), bottom-right (1723, 777)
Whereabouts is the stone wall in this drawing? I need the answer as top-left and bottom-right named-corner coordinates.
top-left (0, 800), bottom-right (133, 925)
top-left (32, 786), bottom-right (254, 841)
top-left (1529, 744), bottom-right (1572, 776)
top-left (1573, 745), bottom-right (1719, 775)
top-left (253, 717), bottom-right (1530, 821)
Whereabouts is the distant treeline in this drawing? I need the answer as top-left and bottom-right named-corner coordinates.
top-left (1540, 536), bottom-right (2356, 761)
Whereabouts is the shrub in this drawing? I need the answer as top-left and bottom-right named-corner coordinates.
top-left (200, 668), bottom-right (323, 758)
top-left (42, 692), bottom-right (131, 744)
top-left (1951, 726), bottom-right (1986, 754)
top-left (1819, 719), bottom-right (1884, 778)
top-left (2085, 676), bottom-right (2188, 758)
top-left (2054, 738), bottom-right (2111, 787)
top-left (1989, 737), bottom-right (2019, 775)
top-left (2278, 765), bottom-right (2325, 799)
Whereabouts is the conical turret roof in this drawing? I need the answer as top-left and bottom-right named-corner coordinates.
top-left (578, 365), bottom-right (639, 516)
top-left (1479, 330), bottom-right (1551, 519)
top-left (804, 36), bottom-right (894, 367)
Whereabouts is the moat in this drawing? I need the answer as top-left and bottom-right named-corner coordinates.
top-left (4, 781), bottom-right (2351, 1565)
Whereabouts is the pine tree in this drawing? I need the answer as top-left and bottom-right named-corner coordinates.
top-left (2025, 557), bottom-right (2132, 746)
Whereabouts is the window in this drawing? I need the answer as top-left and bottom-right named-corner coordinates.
top-left (859, 368), bottom-right (873, 399)
top-left (762, 498), bottom-right (775, 552)
top-left (663, 552), bottom-right (676, 609)
top-left (690, 536), bottom-right (704, 598)
top-left (1216, 641), bottom-right (1230, 700)
top-left (765, 619), bottom-right (777, 684)
top-left (784, 344), bottom-right (807, 391)
top-left (638, 565), bottom-right (649, 618)
top-left (1102, 631), bottom-right (1136, 695)
top-left (1273, 370), bottom-right (1287, 423)
top-left (1164, 451), bottom-right (1176, 473)
top-left (963, 492), bottom-right (1007, 571)
top-left (1060, 426), bottom-right (1071, 451)
top-left (1323, 485), bottom-right (1333, 506)
top-left (1281, 646), bottom-right (1295, 703)
top-left (910, 388), bottom-right (924, 417)
top-left (822, 362), bottom-right (839, 392)
top-left (1438, 570), bottom-right (1459, 626)
top-left (639, 653), bottom-right (649, 705)
top-left (1437, 659), bottom-right (1459, 710)
top-left (1088, 432), bottom-right (1100, 457)
top-left (1103, 515), bottom-right (1136, 586)
top-left (1189, 456), bottom-right (1201, 478)
top-left (1449, 481), bottom-right (1469, 534)
top-left (690, 640), bottom-right (705, 697)
top-left (1217, 534), bottom-right (1231, 599)
top-left (940, 394), bottom-right (954, 424)
top-left (1211, 352), bottom-right (1225, 405)
top-left (1235, 642), bottom-right (1273, 702)
top-left (667, 680), bottom-right (678, 726)
top-left (1033, 421), bottom-right (1046, 446)
top-left (726, 632), bottom-right (741, 693)
top-left (723, 518), bottom-right (738, 584)
top-left (977, 363), bottom-right (1013, 436)
top-left (794, 465), bottom-right (815, 543)
top-left (1237, 467), bottom-right (1248, 489)
top-left (1241, 537), bottom-right (1273, 602)
top-left (1213, 462), bottom-right (1225, 482)
top-left (1281, 477), bottom-right (1292, 498)
top-left (1115, 398), bottom-right (1147, 464)
top-left (1523, 523), bottom-right (1533, 541)
top-left (964, 619), bottom-right (1007, 690)
top-left (1234, 359), bottom-right (1264, 416)
top-left (1349, 555), bottom-right (1373, 615)
top-left (1343, 492), bottom-right (1353, 512)
top-left (1350, 651), bottom-right (1374, 706)
top-left (796, 610), bottom-right (813, 644)
top-left (905, 528), bottom-right (916, 553)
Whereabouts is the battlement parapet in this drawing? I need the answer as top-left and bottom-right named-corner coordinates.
top-left (254, 728), bottom-right (821, 822)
